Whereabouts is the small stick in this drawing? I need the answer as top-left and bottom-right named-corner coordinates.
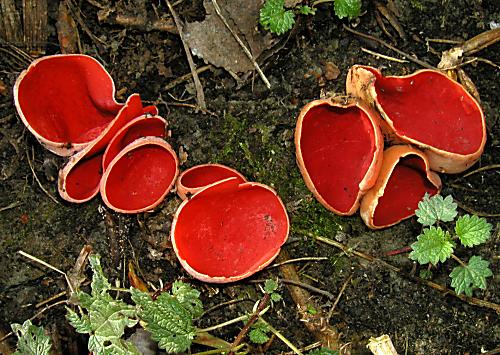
top-left (26, 147), bottom-right (61, 205)
top-left (461, 164), bottom-right (500, 179)
top-left (164, 65), bottom-right (212, 91)
top-left (165, 0), bottom-right (206, 111)
top-left (313, 234), bottom-right (500, 313)
top-left (18, 250), bottom-right (74, 294)
top-left (211, 0), bottom-right (271, 89)
top-left (227, 293), bottom-right (271, 355)
top-left (343, 24), bottom-right (435, 70)
top-left (0, 201), bottom-right (21, 212)
top-left (385, 246), bottom-right (412, 256)
top-left (455, 201), bottom-right (500, 218)
top-left (328, 274), bottom-right (352, 318)
top-left (361, 47), bottom-right (409, 63)
top-left (270, 256), bottom-right (329, 268)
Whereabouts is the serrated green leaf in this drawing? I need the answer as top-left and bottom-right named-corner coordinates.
top-left (264, 279), bottom-right (278, 294)
top-left (455, 215), bottom-right (492, 247)
top-left (450, 256), bottom-right (493, 296)
top-left (410, 227), bottom-right (454, 265)
top-left (249, 328), bottom-right (270, 344)
top-left (299, 5), bottom-right (316, 15)
top-left (419, 269), bottom-right (433, 280)
top-left (415, 194), bottom-right (458, 226)
top-left (67, 254), bottom-right (140, 355)
top-left (65, 307), bottom-right (92, 333)
top-left (11, 320), bottom-right (52, 355)
top-left (89, 254), bottom-right (111, 296)
top-left (334, 0), bottom-right (361, 19)
top-left (260, 0), bottom-right (295, 35)
top-left (271, 292), bottom-right (282, 302)
top-left (131, 284), bottom-right (202, 353)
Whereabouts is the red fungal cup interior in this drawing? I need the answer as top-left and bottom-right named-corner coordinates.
top-left (174, 179), bottom-right (288, 279)
top-left (374, 70), bottom-right (483, 155)
top-left (16, 56), bottom-right (121, 144)
top-left (65, 154), bottom-right (103, 201)
top-left (372, 155), bottom-right (439, 227)
top-left (105, 144), bottom-right (177, 211)
top-left (300, 104), bottom-right (377, 213)
top-left (180, 165), bottom-right (245, 189)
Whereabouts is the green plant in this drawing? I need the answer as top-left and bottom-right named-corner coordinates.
top-left (66, 254), bottom-right (203, 354)
top-left (11, 320), bottom-right (52, 355)
top-left (259, 0), bottom-right (361, 35)
top-left (410, 194), bottom-right (493, 296)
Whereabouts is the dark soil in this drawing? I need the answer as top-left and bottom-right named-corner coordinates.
top-left (1, 0), bottom-right (499, 354)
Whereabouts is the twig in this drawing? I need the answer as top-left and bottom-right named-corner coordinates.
top-left (455, 201), bottom-right (500, 218)
top-left (18, 250), bottom-right (74, 294)
top-left (211, 0), bottom-right (271, 89)
top-left (461, 164), bottom-right (500, 179)
top-left (343, 25), bottom-right (436, 69)
top-left (259, 318), bottom-right (303, 355)
top-left (312, 234), bottom-right (500, 313)
top-left (361, 47), bottom-right (409, 63)
top-left (328, 274), bottom-right (352, 318)
top-left (0, 201), bottom-right (21, 212)
top-left (26, 147), bottom-right (61, 205)
top-left (164, 65), bottom-right (212, 91)
top-left (270, 256), bottom-right (329, 268)
top-left (228, 294), bottom-right (271, 355)
top-left (165, 0), bottom-right (206, 111)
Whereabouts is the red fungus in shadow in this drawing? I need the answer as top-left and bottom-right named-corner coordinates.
top-left (360, 145), bottom-right (441, 229)
top-left (295, 97), bottom-right (383, 215)
top-left (171, 178), bottom-right (289, 283)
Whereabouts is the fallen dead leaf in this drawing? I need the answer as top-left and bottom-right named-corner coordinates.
top-left (184, 0), bottom-right (275, 73)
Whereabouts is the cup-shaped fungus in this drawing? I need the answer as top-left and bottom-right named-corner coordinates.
top-left (176, 164), bottom-right (247, 200)
top-left (14, 54), bottom-right (123, 156)
top-left (171, 177), bottom-right (289, 283)
top-left (58, 94), bottom-right (157, 203)
top-left (346, 65), bottom-right (486, 173)
top-left (100, 136), bottom-right (178, 213)
top-left (360, 145), bottom-right (442, 229)
top-left (295, 97), bottom-right (384, 215)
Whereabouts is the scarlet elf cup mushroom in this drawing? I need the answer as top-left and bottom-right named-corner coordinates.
top-left (346, 65), bottom-right (487, 174)
top-left (171, 177), bottom-right (289, 283)
top-left (14, 54), bottom-right (179, 213)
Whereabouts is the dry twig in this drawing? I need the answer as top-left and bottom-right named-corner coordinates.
top-left (165, 0), bottom-right (206, 111)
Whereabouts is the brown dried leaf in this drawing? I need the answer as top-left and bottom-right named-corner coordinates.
top-left (184, 0), bottom-right (275, 73)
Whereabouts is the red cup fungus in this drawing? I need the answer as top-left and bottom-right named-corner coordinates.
top-left (346, 65), bottom-right (487, 173)
top-left (360, 145), bottom-right (442, 229)
top-left (295, 97), bottom-right (384, 215)
top-left (176, 163), bottom-right (247, 200)
top-left (14, 54), bottom-right (123, 156)
top-left (171, 177), bottom-right (289, 283)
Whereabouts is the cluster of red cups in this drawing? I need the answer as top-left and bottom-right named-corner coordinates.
top-left (295, 65), bottom-right (486, 229)
top-left (14, 54), bottom-right (289, 283)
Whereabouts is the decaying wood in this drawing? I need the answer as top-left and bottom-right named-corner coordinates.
top-left (22, 0), bottom-right (47, 54)
top-left (277, 249), bottom-right (342, 351)
top-left (97, 9), bottom-right (177, 34)
top-left (56, 1), bottom-right (80, 54)
top-left (0, 0), bottom-right (22, 43)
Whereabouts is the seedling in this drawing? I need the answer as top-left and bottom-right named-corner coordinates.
top-left (11, 320), bottom-right (52, 355)
top-left (260, 0), bottom-right (361, 35)
top-left (410, 194), bottom-right (493, 296)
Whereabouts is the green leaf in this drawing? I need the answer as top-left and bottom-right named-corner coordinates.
top-left (264, 279), bottom-right (278, 294)
top-left (334, 0), bottom-right (361, 19)
top-left (410, 227), bottom-right (455, 265)
top-left (131, 283), bottom-right (203, 353)
top-left (415, 194), bottom-right (458, 226)
top-left (66, 254), bottom-right (140, 355)
top-left (11, 320), bottom-right (52, 355)
top-left (419, 269), bottom-right (433, 280)
top-left (299, 5), bottom-right (316, 15)
top-left (260, 0), bottom-right (295, 35)
top-left (271, 292), bottom-right (282, 302)
top-left (455, 215), bottom-right (492, 247)
top-left (450, 256), bottom-right (493, 296)
top-left (249, 321), bottom-right (270, 344)
top-left (88, 254), bottom-right (111, 296)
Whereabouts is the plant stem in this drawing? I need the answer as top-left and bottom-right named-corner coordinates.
top-left (312, 0), bottom-right (335, 6)
top-left (260, 318), bottom-right (303, 355)
top-left (451, 254), bottom-right (467, 267)
top-left (197, 314), bottom-right (249, 333)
